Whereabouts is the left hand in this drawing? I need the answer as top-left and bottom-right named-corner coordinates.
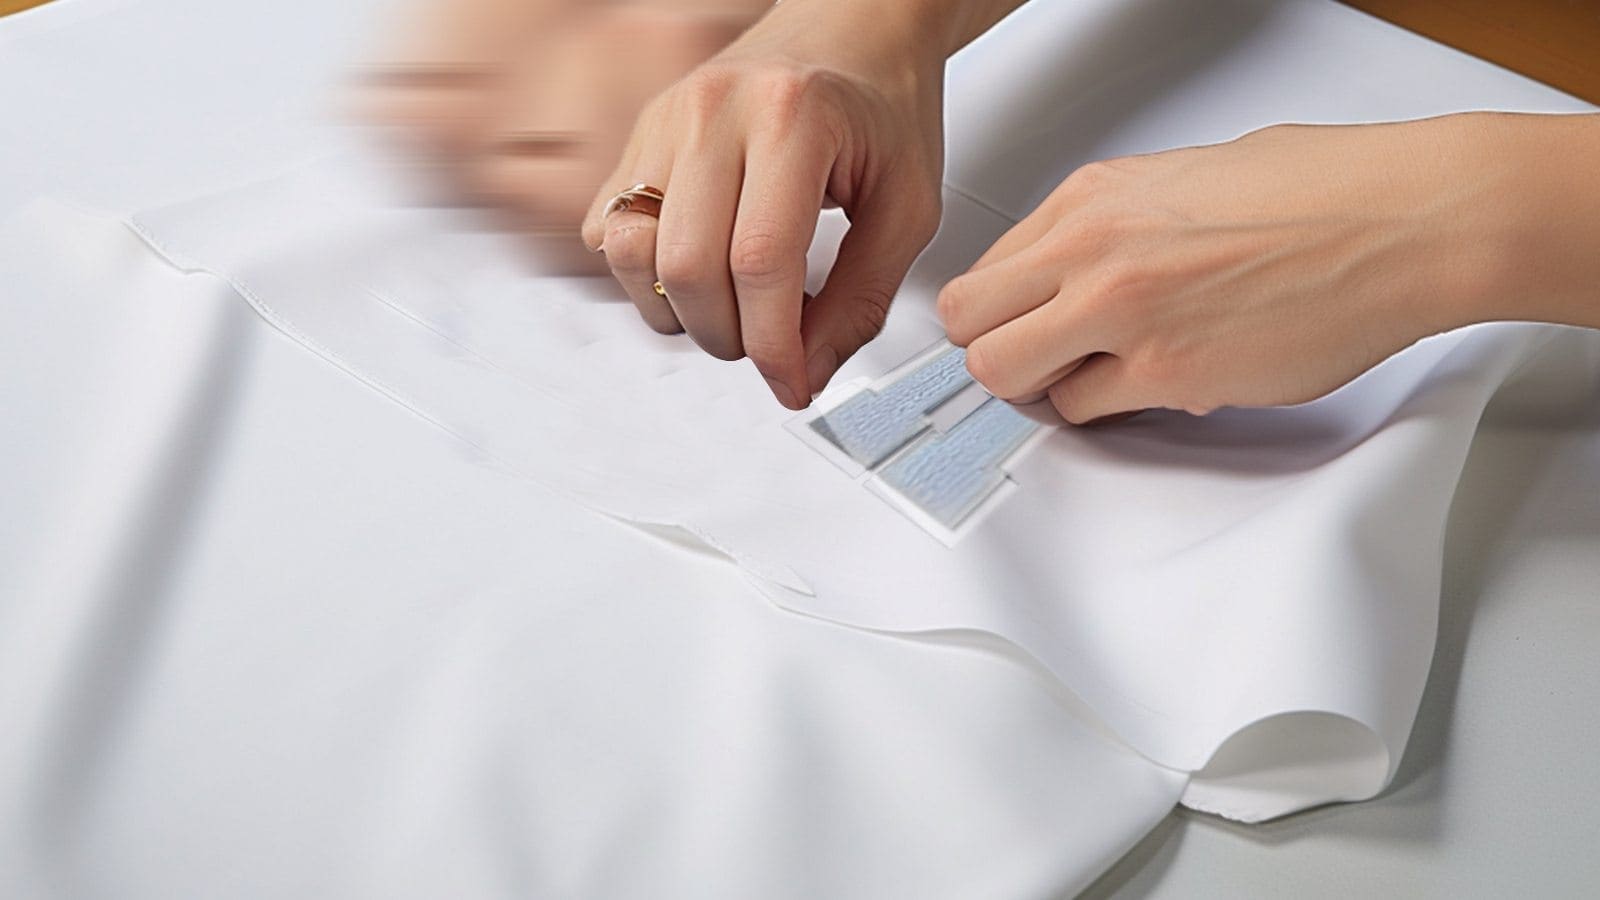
top-left (937, 117), bottom-right (1510, 424)
top-left (357, 1), bottom-right (763, 274)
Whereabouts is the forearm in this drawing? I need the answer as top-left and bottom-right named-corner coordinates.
top-left (908, 0), bottom-right (1034, 57)
top-left (1417, 112), bottom-right (1600, 333)
top-left (1468, 112), bottom-right (1600, 330)
top-left (754, 0), bottom-right (1030, 70)
top-left (631, 0), bottom-right (781, 22)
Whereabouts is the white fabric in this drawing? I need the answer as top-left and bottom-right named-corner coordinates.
top-left (117, 158), bottom-right (1577, 824)
top-left (0, 204), bottom-right (1184, 898)
top-left (2, 0), bottom-right (1597, 895)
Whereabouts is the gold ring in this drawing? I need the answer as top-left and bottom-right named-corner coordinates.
top-left (652, 281), bottom-right (669, 299)
top-left (603, 182), bottom-right (666, 219)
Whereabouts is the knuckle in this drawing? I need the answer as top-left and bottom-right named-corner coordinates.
top-left (680, 67), bottom-right (737, 114)
top-left (1036, 217), bottom-right (1105, 265)
top-left (1082, 257), bottom-right (1149, 311)
top-left (1031, 236), bottom-right (1072, 271)
top-left (1060, 159), bottom-right (1122, 196)
top-left (603, 226), bottom-right (657, 275)
top-left (846, 284), bottom-right (894, 345)
top-left (740, 333), bottom-right (792, 371)
top-left (729, 227), bottom-right (799, 284)
top-left (756, 68), bottom-right (822, 123)
top-left (1092, 258), bottom-right (1140, 298)
top-left (654, 240), bottom-right (715, 292)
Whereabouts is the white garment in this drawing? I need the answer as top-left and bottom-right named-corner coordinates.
top-left (118, 156), bottom-right (1579, 822)
top-left (0, 204), bottom-right (1184, 899)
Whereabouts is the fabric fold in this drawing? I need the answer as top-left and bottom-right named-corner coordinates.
top-left (0, 201), bottom-right (1191, 898)
top-left (119, 158), bottom-right (1586, 821)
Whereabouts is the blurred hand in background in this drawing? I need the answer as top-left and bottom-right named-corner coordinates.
top-left (360, 0), bottom-right (1021, 410)
top-left (357, 0), bottom-right (766, 274)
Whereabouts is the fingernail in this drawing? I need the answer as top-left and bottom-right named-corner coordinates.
top-left (805, 345), bottom-right (838, 396)
top-left (763, 375), bottom-right (800, 410)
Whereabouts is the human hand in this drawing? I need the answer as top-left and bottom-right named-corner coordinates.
top-left (357, 0), bottom-right (762, 273)
top-left (580, 2), bottom-right (948, 409)
top-left (937, 117), bottom-right (1527, 424)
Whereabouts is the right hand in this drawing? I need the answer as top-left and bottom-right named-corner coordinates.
top-left (581, 3), bottom-right (948, 410)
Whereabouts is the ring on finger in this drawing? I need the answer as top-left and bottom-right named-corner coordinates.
top-left (603, 182), bottom-right (666, 219)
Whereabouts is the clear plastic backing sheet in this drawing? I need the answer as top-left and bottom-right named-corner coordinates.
top-left (124, 157), bottom-right (1567, 821)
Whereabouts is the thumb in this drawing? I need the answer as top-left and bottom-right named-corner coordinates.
top-left (800, 191), bottom-right (941, 396)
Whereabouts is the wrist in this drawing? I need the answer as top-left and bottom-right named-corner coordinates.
top-left (1440, 112), bottom-right (1600, 331)
top-left (757, 0), bottom-right (949, 70)
top-left (626, 0), bottom-right (773, 25)
top-left (714, 0), bottom-right (950, 112)
top-left (756, 0), bottom-right (1023, 72)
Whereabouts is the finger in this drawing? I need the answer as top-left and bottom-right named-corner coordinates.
top-left (801, 191), bottom-right (940, 395)
top-left (937, 241), bottom-right (1067, 347)
top-left (1009, 396), bottom-right (1068, 427)
top-left (600, 164), bottom-right (680, 334)
top-left (1046, 353), bottom-right (1152, 425)
top-left (1084, 410), bottom-right (1146, 426)
top-left (654, 146), bottom-right (744, 360)
top-left (583, 132), bottom-right (650, 251)
top-left (965, 206), bottom-right (1059, 272)
top-left (962, 296), bottom-right (1111, 400)
top-left (1005, 355), bottom-right (1087, 405)
top-left (730, 141), bottom-right (831, 410)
